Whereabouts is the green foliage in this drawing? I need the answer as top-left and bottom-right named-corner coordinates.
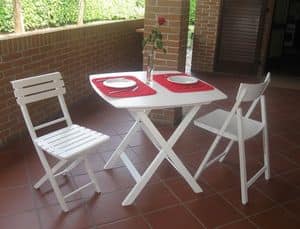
top-left (0, 0), bottom-right (145, 33)
top-left (0, 0), bottom-right (13, 33)
top-left (143, 26), bottom-right (166, 54)
top-left (84, 0), bottom-right (144, 22)
top-left (187, 25), bottom-right (194, 48)
top-left (189, 0), bottom-right (196, 25)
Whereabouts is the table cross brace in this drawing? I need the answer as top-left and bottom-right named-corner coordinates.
top-left (104, 105), bottom-right (203, 206)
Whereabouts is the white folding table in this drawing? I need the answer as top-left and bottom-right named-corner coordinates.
top-left (90, 71), bottom-right (227, 206)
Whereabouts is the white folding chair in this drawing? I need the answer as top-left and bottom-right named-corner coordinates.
top-left (193, 73), bottom-right (271, 204)
top-left (11, 72), bottom-right (110, 212)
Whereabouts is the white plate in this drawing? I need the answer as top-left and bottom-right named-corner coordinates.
top-left (167, 75), bottom-right (198, 84)
top-left (103, 78), bottom-right (136, 89)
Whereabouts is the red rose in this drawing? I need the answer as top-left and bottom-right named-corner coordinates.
top-left (158, 16), bottom-right (166, 26)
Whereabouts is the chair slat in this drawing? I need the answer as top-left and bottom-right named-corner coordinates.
top-left (58, 136), bottom-right (108, 159)
top-left (34, 117), bottom-right (66, 130)
top-left (53, 131), bottom-right (95, 149)
top-left (11, 72), bottom-right (62, 89)
top-left (57, 134), bottom-right (99, 153)
top-left (37, 125), bottom-right (78, 141)
top-left (14, 80), bottom-right (64, 97)
top-left (43, 128), bottom-right (81, 144)
top-left (16, 87), bottom-right (66, 105)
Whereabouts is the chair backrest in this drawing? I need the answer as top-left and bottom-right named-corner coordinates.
top-left (11, 72), bottom-right (72, 140)
top-left (216, 73), bottom-right (270, 136)
top-left (229, 72), bottom-right (270, 121)
top-left (236, 72), bottom-right (271, 102)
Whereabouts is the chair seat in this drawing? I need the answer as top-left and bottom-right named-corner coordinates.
top-left (194, 109), bottom-right (264, 141)
top-left (35, 124), bottom-right (109, 160)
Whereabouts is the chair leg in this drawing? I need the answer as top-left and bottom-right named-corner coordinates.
top-left (219, 140), bottom-right (234, 162)
top-left (194, 135), bottom-right (222, 179)
top-left (84, 156), bottom-right (101, 193)
top-left (237, 108), bottom-right (248, 205)
top-left (238, 138), bottom-right (248, 205)
top-left (261, 96), bottom-right (270, 180)
top-left (36, 148), bottom-right (68, 212)
top-left (263, 126), bottom-right (271, 180)
top-left (34, 160), bottom-right (67, 189)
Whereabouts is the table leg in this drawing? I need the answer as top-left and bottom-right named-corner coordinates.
top-left (104, 119), bottom-right (140, 169)
top-left (122, 106), bottom-right (202, 205)
top-left (122, 149), bottom-right (166, 205)
top-left (129, 110), bottom-right (161, 150)
top-left (138, 107), bottom-right (203, 193)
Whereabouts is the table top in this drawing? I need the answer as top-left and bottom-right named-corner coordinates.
top-left (89, 71), bottom-right (227, 110)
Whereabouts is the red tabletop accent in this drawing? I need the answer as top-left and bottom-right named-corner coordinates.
top-left (92, 76), bottom-right (156, 98)
top-left (153, 73), bottom-right (214, 93)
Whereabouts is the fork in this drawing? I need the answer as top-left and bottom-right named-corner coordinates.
top-left (109, 85), bottom-right (138, 94)
top-left (95, 78), bottom-right (107, 82)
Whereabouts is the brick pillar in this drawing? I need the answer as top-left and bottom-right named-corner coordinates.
top-left (191, 0), bottom-right (221, 73)
top-left (144, 0), bottom-right (189, 125)
top-left (144, 0), bottom-right (189, 71)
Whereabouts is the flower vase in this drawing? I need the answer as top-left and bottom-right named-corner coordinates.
top-left (146, 53), bottom-right (154, 84)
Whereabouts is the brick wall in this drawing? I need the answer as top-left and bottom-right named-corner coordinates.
top-left (0, 19), bottom-right (143, 146)
top-left (143, 0), bottom-right (189, 71)
top-left (144, 0), bottom-right (189, 125)
top-left (191, 0), bottom-right (221, 73)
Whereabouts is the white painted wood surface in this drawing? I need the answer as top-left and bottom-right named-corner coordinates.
top-left (193, 73), bottom-right (271, 205)
top-left (11, 72), bottom-right (110, 212)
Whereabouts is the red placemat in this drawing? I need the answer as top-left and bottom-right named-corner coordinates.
top-left (153, 73), bottom-right (214, 93)
top-left (92, 76), bottom-right (156, 98)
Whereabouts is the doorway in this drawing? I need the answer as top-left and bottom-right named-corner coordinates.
top-left (266, 0), bottom-right (300, 76)
top-left (215, 0), bottom-right (266, 75)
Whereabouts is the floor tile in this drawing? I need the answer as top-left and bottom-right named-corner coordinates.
top-left (111, 120), bottom-right (137, 135)
top-left (130, 144), bottom-right (158, 164)
top-left (126, 132), bottom-right (153, 148)
top-left (283, 147), bottom-right (300, 166)
top-left (268, 134), bottom-right (298, 154)
top-left (101, 148), bottom-right (136, 168)
top-left (282, 131), bottom-right (300, 147)
top-left (217, 219), bottom-right (257, 229)
top-left (165, 177), bottom-right (215, 202)
top-left (32, 176), bottom-right (82, 208)
top-left (87, 190), bottom-right (139, 226)
top-left (0, 159), bottom-right (29, 188)
top-left (250, 206), bottom-right (300, 229)
top-left (98, 216), bottom-right (149, 229)
top-left (219, 145), bottom-right (266, 180)
top-left (281, 168), bottom-right (300, 188)
top-left (255, 176), bottom-right (300, 203)
top-left (38, 200), bottom-right (91, 229)
top-left (70, 153), bottom-right (106, 176)
top-left (269, 152), bottom-right (298, 175)
top-left (145, 205), bottom-right (203, 229)
top-left (96, 135), bottom-right (123, 152)
top-left (0, 186), bottom-right (35, 216)
top-left (201, 164), bottom-right (240, 192)
top-left (95, 167), bottom-right (135, 193)
top-left (0, 210), bottom-right (40, 229)
top-left (283, 198), bottom-right (300, 219)
top-left (186, 195), bottom-right (243, 228)
top-left (156, 161), bottom-right (181, 180)
top-left (222, 187), bottom-right (275, 216)
top-left (135, 183), bottom-right (179, 213)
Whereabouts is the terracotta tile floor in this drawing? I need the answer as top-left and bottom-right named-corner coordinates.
top-left (1, 73), bottom-right (300, 229)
